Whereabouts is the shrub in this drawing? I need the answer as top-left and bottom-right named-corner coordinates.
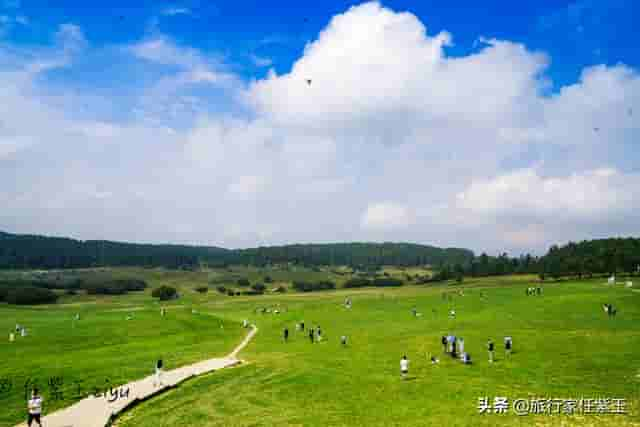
top-left (152, 285), bottom-right (178, 301)
top-left (216, 285), bottom-right (227, 294)
top-left (251, 283), bottom-right (266, 294)
top-left (237, 278), bottom-right (250, 287)
top-left (195, 286), bottom-right (209, 294)
top-left (83, 279), bottom-right (147, 295)
top-left (343, 278), bottom-right (372, 288)
top-left (292, 280), bottom-right (336, 292)
top-left (0, 287), bottom-right (8, 301)
top-left (226, 289), bottom-right (235, 296)
top-left (6, 287), bottom-right (58, 305)
top-left (264, 276), bottom-right (273, 283)
top-left (372, 278), bottom-right (403, 287)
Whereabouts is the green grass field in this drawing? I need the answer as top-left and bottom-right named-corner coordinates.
top-left (0, 267), bottom-right (245, 426)
top-left (1, 269), bottom-right (639, 426)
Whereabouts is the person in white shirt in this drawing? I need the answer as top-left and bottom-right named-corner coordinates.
top-left (154, 359), bottom-right (164, 387)
top-left (27, 388), bottom-right (43, 427)
top-left (400, 355), bottom-right (409, 379)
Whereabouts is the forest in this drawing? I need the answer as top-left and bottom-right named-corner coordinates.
top-left (1, 231), bottom-right (639, 279)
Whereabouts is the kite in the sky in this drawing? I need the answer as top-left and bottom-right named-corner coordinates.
top-left (629, 108), bottom-right (633, 116)
top-left (306, 79), bottom-right (312, 86)
top-left (594, 127), bottom-right (600, 132)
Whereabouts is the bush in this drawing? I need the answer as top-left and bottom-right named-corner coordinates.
top-left (227, 289), bottom-right (235, 296)
top-left (343, 278), bottom-right (372, 288)
top-left (251, 283), bottom-right (266, 294)
top-left (264, 276), bottom-right (273, 283)
top-left (82, 279), bottom-right (147, 295)
top-left (195, 286), bottom-right (209, 294)
top-left (415, 275), bottom-right (433, 284)
top-left (0, 287), bottom-right (8, 301)
top-left (152, 285), bottom-right (178, 301)
top-left (372, 278), bottom-right (403, 287)
top-left (6, 287), bottom-right (58, 305)
top-left (237, 278), bottom-right (250, 287)
top-left (216, 285), bottom-right (227, 294)
top-left (292, 280), bottom-right (336, 292)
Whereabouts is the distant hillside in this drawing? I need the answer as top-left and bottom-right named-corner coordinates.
top-left (0, 231), bottom-right (473, 270)
top-left (0, 231), bottom-right (229, 269)
top-left (538, 237), bottom-right (640, 277)
top-left (235, 242), bottom-right (474, 268)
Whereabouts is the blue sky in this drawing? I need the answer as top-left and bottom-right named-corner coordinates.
top-left (5, 0), bottom-right (639, 89)
top-left (0, 1), bottom-right (638, 254)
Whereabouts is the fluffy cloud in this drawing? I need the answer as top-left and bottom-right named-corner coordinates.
top-left (0, 1), bottom-right (639, 254)
top-left (456, 168), bottom-right (640, 221)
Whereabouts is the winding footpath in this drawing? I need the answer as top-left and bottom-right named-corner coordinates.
top-left (13, 325), bottom-right (258, 427)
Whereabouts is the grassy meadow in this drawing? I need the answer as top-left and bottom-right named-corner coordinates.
top-left (0, 267), bottom-right (639, 426)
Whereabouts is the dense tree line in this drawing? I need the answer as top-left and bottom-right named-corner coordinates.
top-left (536, 238), bottom-right (640, 278)
top-left (2, 231), bottom-right (638, 279)
top-left (234, 243), bottom-right (473, 268)
top-left (436, 238), bottom-right (640, 280)
top-left (0, 231), bottom-right (474, 270)
top-left (0, 231), bottom-right (228, 270)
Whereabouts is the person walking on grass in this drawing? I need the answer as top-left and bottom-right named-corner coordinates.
top-left (504, 337), bottom-right (512, 358)
top-left (487, 339), bottom-right (495, 363)
top-left (316, 326), bottom-right (323, 342)
top-left (154, 359), bottom-right (164, 387)
top-left (341, 335), bottom-right (348, 346)
top-left (309, 328), bottom-right (315, 343)
top-left (27, 388), bottom-right (43, 427)
top-left (284, 328), bottom-right (289, 342)
top-left (400, 355), bottom-right (409, 379)
top-left (441, 335), bottom-right (447, 353)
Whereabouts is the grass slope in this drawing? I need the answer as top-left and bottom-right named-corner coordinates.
top-left (0, 302), bottom-right (243, 426)
top-left (116, 278), bottom-right (640, 426)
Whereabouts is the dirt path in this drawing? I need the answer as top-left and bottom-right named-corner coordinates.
top-left (13, 326), bottom-right (257, 427)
